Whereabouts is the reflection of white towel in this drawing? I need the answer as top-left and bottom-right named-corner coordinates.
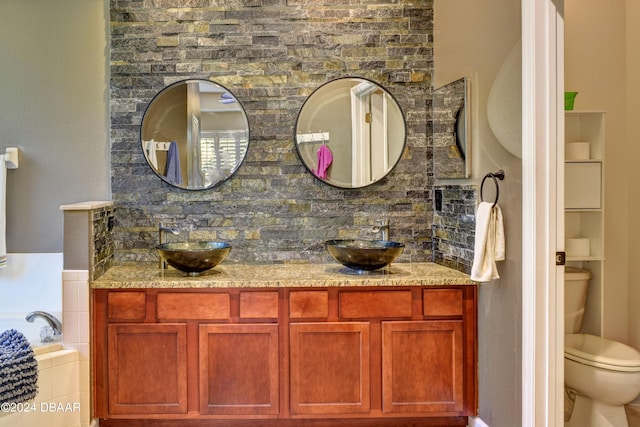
top-left (0, 155), bottom-right (7, 268)
top-left (147, 139), bottom-right (158, 170)
top-left (470, 202), bottom-right (505, 282)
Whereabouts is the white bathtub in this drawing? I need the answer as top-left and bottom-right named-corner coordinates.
top-left (0, 314), bottom-right (83, 427)
top-left (0, 312), bottom-right (63, 352)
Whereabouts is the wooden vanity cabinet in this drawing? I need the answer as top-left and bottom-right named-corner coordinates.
top-left (93, 285), bottom-right (477, 426)
top-left (93, 289), bottom-right (281, 420)
top-left (288, 287), bottom-right (475, 418)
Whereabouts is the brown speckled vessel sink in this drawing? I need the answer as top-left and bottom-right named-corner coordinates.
top-left (157, 242), bottom-right (231, 275)
top-left (325, 239), bottom-right (405, 273)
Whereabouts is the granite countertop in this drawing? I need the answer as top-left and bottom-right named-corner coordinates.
top-left (91, 262), bottom-right (475, 289)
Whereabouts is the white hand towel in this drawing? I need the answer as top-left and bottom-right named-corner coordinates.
top-left (0, 155), bottom-right (7, 268)
top-left (147, 139), bottom-right (158, 170)
top-left (470, 202), bottom-right (505, 282)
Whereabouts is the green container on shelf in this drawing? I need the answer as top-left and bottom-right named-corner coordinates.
top-left (565, 92), bottom-right (578, 110)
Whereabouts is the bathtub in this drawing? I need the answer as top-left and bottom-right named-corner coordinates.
top-left (0, 312), bottom-right (63, 353)
top-left (0, 313), bottom-right (83, 427)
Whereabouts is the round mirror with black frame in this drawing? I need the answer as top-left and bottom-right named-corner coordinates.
top-left (294, 77), bottom-right (406, 189)
top-left (141, 79), bottom-right (250, 190)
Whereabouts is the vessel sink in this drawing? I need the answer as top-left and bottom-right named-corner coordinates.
top-left (325, 239), bottom-right (405, 272)
top-left (156, 241), bottom-right (231, 275)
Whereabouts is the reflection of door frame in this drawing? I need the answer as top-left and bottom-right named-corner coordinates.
top-left (521, 0), bottom-right (564, 426)
top-left (186, 81), bottom-right (202, 188)
top-left (351, 86), bottom-right (370, 187)
top-left (351, 84), bottom-right (389, 187)
top-left (370, 92), bottom-right (389, 181)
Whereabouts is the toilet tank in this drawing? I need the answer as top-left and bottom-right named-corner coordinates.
top-left (564, 267), bottom-right (591, 334)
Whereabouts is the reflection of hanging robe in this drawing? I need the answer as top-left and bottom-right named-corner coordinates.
top-left (165, 141), bottom-right (183, 185)
top-left (314, 144), bottom-right (333, 179)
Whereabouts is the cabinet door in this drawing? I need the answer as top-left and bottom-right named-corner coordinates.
top-left (289, 322), bottom-right (370, 415)
top-left (107, 323), bottom-right (187, 415)
top-left (199, 324), bottom-right (279, 416)
top-left (382, 321), bottom-right (464, 414)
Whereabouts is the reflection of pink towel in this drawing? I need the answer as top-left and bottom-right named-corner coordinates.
top-left (314, 144), bottom-right (333, 179)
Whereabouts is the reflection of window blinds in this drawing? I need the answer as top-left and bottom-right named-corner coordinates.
top-left (200, 130), bottom-right (248, 171)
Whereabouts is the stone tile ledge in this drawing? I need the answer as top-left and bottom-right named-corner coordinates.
top-left (91, 262), bottom-right (476, 289)
top-left (60, 200), bottom-right (113, 211)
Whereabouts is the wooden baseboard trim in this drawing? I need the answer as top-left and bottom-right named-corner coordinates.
top-left (98, 417), bottom-right (469, 427)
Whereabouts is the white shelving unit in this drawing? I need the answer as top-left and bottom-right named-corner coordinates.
top-left (564, 110), bottom-right (605, 336)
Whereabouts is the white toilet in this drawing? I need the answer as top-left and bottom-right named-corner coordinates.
top-left (564, 267), bottom-right (640, 426)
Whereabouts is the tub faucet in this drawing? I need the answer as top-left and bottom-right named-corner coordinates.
top-left (371, 219), bottom-right (390, 241)
top-left (159, 222), bottom-right (180, 268)
top-left (25, 311), bottom-right (62, 337)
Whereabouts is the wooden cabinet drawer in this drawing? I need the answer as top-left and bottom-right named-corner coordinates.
top-left (157, 293), bottom-right (230, 320)
top-left (339, 290), bottom-right (412, 319)
top-left (107, 291), bottom-right (146, 321)
top-left (423, 289), bottom-right (463, 316)
top-left (239, 291), bottom-right (279, 319)
top-left (289, 291), bottom-right (329, 319)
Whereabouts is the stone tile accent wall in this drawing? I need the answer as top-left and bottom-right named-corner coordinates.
top-left (62, 202), bottom-right (115, 281)
top-left (432, 185), bottom-right (476, 274)
top-left (92, 206), bottom-right (115, 280)
top-left (110, 0), bottom-right (434, 265)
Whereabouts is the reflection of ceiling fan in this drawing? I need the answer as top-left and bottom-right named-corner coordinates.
top-left (219, 92), bottom-right (236, 104)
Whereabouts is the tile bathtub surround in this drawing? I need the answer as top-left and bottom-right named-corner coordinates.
top-left (110, 0), bottom-right (435, 266)
top-left (0, 349), bottom-right (81, 427)
top-left (62, 270), bottom-right (91, 427)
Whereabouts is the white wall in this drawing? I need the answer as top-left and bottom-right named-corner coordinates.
top-left (565, 0), bottom-right (631, 344)
top-left (0, 254), bottom-right (62, 315)
top-left (626, 0), bottom-right (640, 350)
top-left (0, 0), bottom-right (110, 253)
top-left (434, 1), bottom-right (522, 426)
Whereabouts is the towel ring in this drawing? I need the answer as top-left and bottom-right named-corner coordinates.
top-left (480, 170), bottom-right (505, 208)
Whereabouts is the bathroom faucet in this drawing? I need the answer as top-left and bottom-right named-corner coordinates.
top-left (159, 222), bottom-right (180, 268)
top-left (371, 219), bottom-right (390, 241)
top-left (25, 311), bottom-right (62, 337)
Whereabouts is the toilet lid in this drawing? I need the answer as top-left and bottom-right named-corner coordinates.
top-left (565, 334), bottom-right (640, 372)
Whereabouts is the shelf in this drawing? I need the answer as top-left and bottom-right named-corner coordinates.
top-left (566, 256), bottom-right (604, 262)
top-left (565, 110), bottom-right (606, 114)
top-left (565, 208), bottom-right (602, 212)
top-left (564, 110), bottom-right (605, 336)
